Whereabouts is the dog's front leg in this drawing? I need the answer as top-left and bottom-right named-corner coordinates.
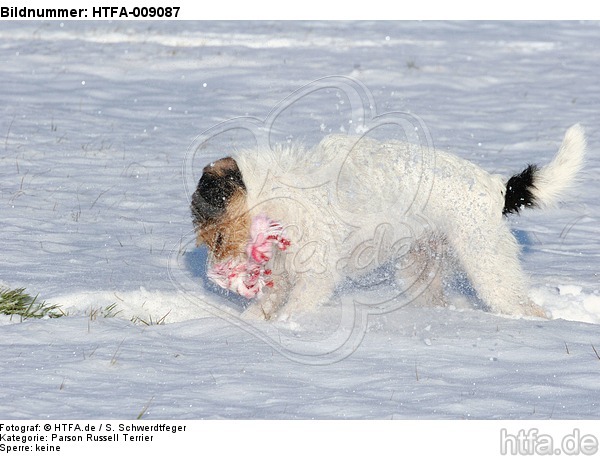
top-left (242, 273), bottom-right (336, 321)
top-left (242, 273), bottom-right (292, 320)
top-left (275, 273), bottom-right (337, 321)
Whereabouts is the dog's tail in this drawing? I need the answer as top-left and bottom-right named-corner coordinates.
top-left (503, 124), bottom-right (586, 215)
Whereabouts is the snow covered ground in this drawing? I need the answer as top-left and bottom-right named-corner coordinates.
top-left (0, 21), bottom-right (599, 420)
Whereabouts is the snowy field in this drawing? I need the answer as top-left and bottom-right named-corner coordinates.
top-left (0, 20), bottom-right (599, 420)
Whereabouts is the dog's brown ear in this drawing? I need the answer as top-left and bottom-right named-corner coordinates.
top-left (191, 157), bottom-right (246, 227)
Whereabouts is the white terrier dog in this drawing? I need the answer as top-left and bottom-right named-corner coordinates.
top-left (191, 125), bottom-right (586, 320)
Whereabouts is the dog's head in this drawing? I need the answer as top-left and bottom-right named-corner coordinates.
top-left (191, 157), bottom-right (250, 260)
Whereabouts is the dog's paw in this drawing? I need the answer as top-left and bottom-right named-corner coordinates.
top-left (521, 300), bottom-right (549, 319)
top-left (241, 303), bottom-right (270, 320)
top-left (242, 291), bottom-right (286, 321)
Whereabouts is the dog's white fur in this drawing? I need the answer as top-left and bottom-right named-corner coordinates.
top-left (198, 125), bottom-right (586, 320)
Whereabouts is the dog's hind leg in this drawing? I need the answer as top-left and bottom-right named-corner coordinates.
top-left (449, 223), bottom-right (547, 317)
top-left (395, 234), bottom-right (446, 307)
